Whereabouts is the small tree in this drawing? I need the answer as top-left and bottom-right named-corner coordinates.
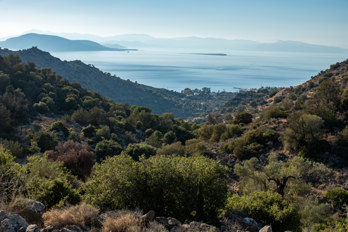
top-left (282, 113), bottom-right (324, 151)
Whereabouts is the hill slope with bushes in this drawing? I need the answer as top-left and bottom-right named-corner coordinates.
top-left (0, 53), bottom-right (347, 232)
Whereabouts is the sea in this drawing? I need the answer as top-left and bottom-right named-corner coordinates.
top-left (52, 49), bottom-right (348, 92)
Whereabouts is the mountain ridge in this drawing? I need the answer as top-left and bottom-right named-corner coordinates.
top-left (0, 33), bottom-right (133, 52)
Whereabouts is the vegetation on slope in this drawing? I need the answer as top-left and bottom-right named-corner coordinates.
top-left (0, 53), bottom-right (347, 231)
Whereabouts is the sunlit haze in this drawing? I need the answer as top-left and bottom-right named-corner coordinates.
top-left (1, 0), bottom-right (348, 48)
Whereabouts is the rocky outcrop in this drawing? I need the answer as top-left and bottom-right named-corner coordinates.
top-left (7, 198), bottom-right (45, 225)
top-left (0, 210), bottom-right (29, 232)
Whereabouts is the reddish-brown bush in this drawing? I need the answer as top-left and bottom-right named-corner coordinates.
top-left (47, 140), bottom-right (95, 181)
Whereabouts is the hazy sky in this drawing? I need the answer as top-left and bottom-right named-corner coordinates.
top-left (1, 0), bottom-right (348, 47)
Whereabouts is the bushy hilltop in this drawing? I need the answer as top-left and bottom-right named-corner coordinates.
top-left (0, 54), bottom-right (348, 232)
top-left (0, 47), bottom-right (235, 119)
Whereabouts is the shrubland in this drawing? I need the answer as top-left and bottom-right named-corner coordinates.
top-left (0, 53), bottom-right (347, 231)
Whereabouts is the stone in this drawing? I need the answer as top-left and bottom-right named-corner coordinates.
top-left (155, 217), bottom-right (169, 227)
top-left (141, 210), bottom-right (155, 227)
top-left (259, 225), bottom-right (272, 232)
top-left (9, 199), bottom-right (45, 225)
top-left (167, 217), bottom-right (181, 226)
top-left (0, 214), bottom-right (28, 232)
top-left (170, 225), bottom-right (186, 232)
top-left (40, 225), bottom-right (54, 232)
top-left (0, 210), bottom-right (7, 222)
top-left (60, 225), bottom-right (83, 232)
top-left (26, 224), bottom-right (39, 232)
top-left (188, 221), bottom-right (217, 232)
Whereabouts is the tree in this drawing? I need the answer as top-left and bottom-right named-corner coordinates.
top-left (234, 154), bottom-right (332, 197)
top-left (282, 113), bottom-right (324, 151)
top-left (95, 139), bottom-right (122, 162)
top-left (233, 112), bottom-right (252, 124)
top-left (31, 131), bottom-right (58, 153)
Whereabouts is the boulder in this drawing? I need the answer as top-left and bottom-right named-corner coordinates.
top-left (140, 210), bottom-right (155, 227)
top-left (188, 221), bottom-right (218, 232)
top-left (26, 224), bottom-right (39, 232)
top-left (0, 214), bottom-right (28, 232)
top-left (167, 217), bottom-right (181, 227)
top-left (8, 199), bottom-right (45, 225)
top-left (259, 226), bottom-right (272, 232)
top-left (60, 225), bottom-right (83, 232)
top-left (0, 210), bottom-right (7, 221)
top-left (39, 225), bottom-right (54, 232)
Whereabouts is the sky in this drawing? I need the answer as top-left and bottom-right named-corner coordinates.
top-left (1, 0), bottom-right (348, 48)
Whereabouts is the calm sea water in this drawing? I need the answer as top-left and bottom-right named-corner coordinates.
top-left (52, 49), bottom-right (348, 92)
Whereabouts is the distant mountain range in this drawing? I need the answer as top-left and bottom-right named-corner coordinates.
top-left (0, 33), bottom-right (135, 52)
top-left (103, 34), bottom-right (348, 53)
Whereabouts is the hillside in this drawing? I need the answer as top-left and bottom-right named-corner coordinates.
top-left (0, 54), bottom-right (347, 232)
top-left (0, 47), bottom-right (235, 119)
top-left (0, 33), bottom-right (128, 52)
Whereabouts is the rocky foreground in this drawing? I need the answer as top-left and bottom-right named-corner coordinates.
top-left (0, 198), bottom-right (276, 232)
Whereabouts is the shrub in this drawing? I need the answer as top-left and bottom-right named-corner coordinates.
top-left (156, 142), bottom-right (185, 156)
top-left (226, 191), bottom-right (301, 232)
top-left (33, 101), bottom-right (49, 114)
top-left (124, 143), bottom-right (156, 161)
top-left (0, 146), bottom-right (23, 202)
top-left (95, 139), bottom-right (122, 162)
top-left (82, 124), bottom-right (96, 138)
top-left (42, 203), bottom-right (99, 230)
top-left (263, 105), bottom-right (288, 119)
top-left (233, 112), bottom-right (252, 124)
top-left (83, 155), bottom-right (228, 222)
top-left (46, 140), bottom-right (95, 181)
top-left (184, 139), bottom-right (208, 156)
top-left (163, 131), bottom-right (176, 144)
top-left (31, 131), bottom-right (58, 153)
top-left (48, 121), bottom-right (69, 137)
top-left (325, 188), bottom-right (348, 211)
top-left (1, 140), bottom-right (24, 158)
top-left (24, 155), bottom-right (80, 208)
top-left (282, 113), bottom-right (324, 152)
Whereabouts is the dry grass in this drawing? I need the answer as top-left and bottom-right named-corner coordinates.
top-left (42, 203), bottom-right (99, 230)
top-left (102, 213), bottom-right (139, 232)
top-left (101, 211), bottom-right (166, 232)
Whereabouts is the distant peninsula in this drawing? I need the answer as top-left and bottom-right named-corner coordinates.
top-left (0, 33), bottom-right (137, 52)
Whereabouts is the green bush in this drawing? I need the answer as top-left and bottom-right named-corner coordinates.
top-left (226, 191), bottom-right (301, 232)
top-left (124, 143), bottom-right (156, 161)
top-left (83, 155), bottom-right (228, 222)
top-left (31, 131), bottom-right (58, 153)
top-left (95, 139), bottom-right (122, 162)
top-left (157, 142), bottom-right (185, 156)
top-left (325, 188), bottom-right (348, 211)
top-left (33, 101), bottom-right (49, 114)
top-left (24, 155), bottom-right (80, 208)
top-left (81, 124), bottom-right (96, 138)
top-left (233, 112), bottom-right (252, 124)
top-left (49, 121), bottom-right (69, 137)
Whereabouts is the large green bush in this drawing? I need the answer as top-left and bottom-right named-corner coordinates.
top-left (83, 155), bottom-right (228, 222)
top-left (226, 191), bottom-right (301, 232)
top-left (24, 155), bottom-right (80, 208)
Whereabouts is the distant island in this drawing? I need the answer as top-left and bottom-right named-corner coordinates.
top-left (190, 53), bottom-right (227, 56)
top-left (0, 33), bottom-right (137, 52)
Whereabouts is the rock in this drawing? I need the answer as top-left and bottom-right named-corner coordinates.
top-left (168, 217), bottom-right (181, 227)
top-left (0, 210), bottom-right (7, 221)
top-left (155, 217), bottom-right (169, 227)
top-left (170, 225), bottom-right (186, 232)
top-left (0, 214), bottom-right (28, 232)
top-left (243, 217), bottom-right (260, 228)
top-left (40, 225), bottom-right (54, 232)
top-left (140, 210), bottom-right (155, 227)
top-left (60, 225), bottom-right (83, 232)
top-left (26, 224), bottom-right (39, 232)
top-left (259, 226), bottom-right (272, 232)
top-left (188, 221), bottom-right (218, 232)
top-left (9, 199), bottom-right (45, 225)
